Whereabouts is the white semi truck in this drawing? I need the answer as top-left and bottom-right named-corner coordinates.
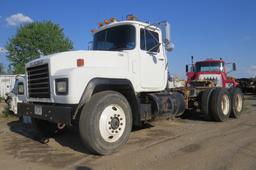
top-left (5, 75), bottom-right (27, 114)
top-left (18, 16), bottom-right (244, 155)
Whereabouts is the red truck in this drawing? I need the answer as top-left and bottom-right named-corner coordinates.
top-left (182, 56), bottom-right (244, 119)
top-left (186, 56), bottom-right (238, 88)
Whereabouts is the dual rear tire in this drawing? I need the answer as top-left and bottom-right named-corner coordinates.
top-left (209, 88), bottom-right (231, 121)
top-left (229, 88), bottom-right (244, 118)
top-left (201, 87), bottom-right (243, 122)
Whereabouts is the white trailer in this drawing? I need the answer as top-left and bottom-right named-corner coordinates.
top-left (0, 75), bottom-right (16, 99)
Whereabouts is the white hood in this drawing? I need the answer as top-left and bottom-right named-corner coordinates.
top-left (26, 50), bottom-right (129, 75)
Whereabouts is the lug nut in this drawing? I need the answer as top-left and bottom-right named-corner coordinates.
top-left (112, 130), bottom-right (114, 133)
top-left (119, 128), bottom-right (121, 130)
top-left (115, 131), bottom-right (118, 133)
top-left (118, 114), bottom-right (120, 117)
top-left (108, 121), bottom-right (111, 124)
top-left (120, 123), bottom-right (123, 126)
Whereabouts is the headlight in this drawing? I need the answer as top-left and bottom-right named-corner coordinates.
top-left (55, 78), bottom-right (68, 95)
top-left (18, 82), bottom-right (24, 95)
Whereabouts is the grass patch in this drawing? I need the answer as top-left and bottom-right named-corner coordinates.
top-left (0, 106), bottom-right (16, 119)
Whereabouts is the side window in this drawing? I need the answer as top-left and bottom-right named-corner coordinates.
top-left (140, 29), bottom-right (159, 52)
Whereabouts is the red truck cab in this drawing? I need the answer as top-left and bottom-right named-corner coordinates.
top-left (186, 58), bottom-right (238, 88)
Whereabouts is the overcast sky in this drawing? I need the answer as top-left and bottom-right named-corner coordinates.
top-left (0, 0), bottom-right (256, 78)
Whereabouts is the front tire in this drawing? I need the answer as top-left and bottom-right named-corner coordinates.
top-left (209, 88), bottom-right (231, 122)
top-left (79, 91), bottom-right (132, 155)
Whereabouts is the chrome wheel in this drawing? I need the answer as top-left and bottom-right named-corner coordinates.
top-left (99, 104), bottom-right (126, 143)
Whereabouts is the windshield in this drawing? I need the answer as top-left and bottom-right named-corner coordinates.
top-left (196, 62), bottom-right (224, 72)
top-left (93, 25), bottom-right (135, 51)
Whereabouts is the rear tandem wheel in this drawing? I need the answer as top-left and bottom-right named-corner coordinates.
top-left (209, 88), bottom-right (231, 122)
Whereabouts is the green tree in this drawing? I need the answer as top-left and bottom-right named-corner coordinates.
top-left (5, 21), bottom-right (73, 74)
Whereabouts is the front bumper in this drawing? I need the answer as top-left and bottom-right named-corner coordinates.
top-left (17, 103), bottom-right (76, 125)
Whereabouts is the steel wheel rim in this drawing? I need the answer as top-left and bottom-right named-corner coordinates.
top-left (236, 94), bottom-right (243, 112)
top-left (221, 94), bottom-right (230, 115)
top-left (99, 104), bottom-right (126, 143)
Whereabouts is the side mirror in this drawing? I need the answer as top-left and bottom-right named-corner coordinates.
top-left (186, 65), bottom-right (189, 72)
top-left (232, 63), bottom-right (236, 71)
top-left (159, 21), bottom-right (174, 52)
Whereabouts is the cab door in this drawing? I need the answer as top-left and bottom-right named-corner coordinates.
top-left (139, 28), bottom-right (166, 90)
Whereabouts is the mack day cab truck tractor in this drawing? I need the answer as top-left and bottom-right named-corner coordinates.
top-left (184, 56), bottom-right (244, 119)
top-left (18, 15), bottom-right (244, 155)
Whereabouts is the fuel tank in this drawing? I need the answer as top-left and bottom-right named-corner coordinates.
top-left (147, 92), bottom-right (185, 118)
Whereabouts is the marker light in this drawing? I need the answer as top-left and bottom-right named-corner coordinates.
top-left (77, 59), bottom-right (84, 67)
top-left (109, 17), bottom-right (116, 22)
top-left (104, 19), bottom-right (109, 24)
top-left (127, 15), bottom-right (136, 21)
top-left (98, 22), bottom-right (103, 27)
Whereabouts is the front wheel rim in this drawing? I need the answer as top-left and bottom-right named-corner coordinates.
top-left (99, 104), bottom-right (126, 143)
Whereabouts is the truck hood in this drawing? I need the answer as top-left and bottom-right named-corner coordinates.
top-left (26, 50), bottom-right (129, 74)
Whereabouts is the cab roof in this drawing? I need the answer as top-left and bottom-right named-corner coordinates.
top-left (196, 59), bottom-right (224, 64)
top-left (93, 20), bottom-right (160, 34)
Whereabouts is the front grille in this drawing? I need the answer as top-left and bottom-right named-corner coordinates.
top-left (27, 64), bottom-right (50, 98)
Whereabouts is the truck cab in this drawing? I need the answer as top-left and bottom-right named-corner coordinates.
top-left (186, 58), bottom-right (238, 88)
top-left (23, 18), bottom-right (171, 107)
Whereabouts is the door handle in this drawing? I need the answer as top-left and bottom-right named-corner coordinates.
top-left (158, 58), bottom-right (165, 61)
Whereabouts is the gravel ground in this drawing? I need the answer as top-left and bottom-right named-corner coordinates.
top-left (0, 94), bottom-right (255, 170)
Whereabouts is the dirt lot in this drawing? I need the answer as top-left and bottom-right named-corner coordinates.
top-left (0, 95), bottom-right (256, 170)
